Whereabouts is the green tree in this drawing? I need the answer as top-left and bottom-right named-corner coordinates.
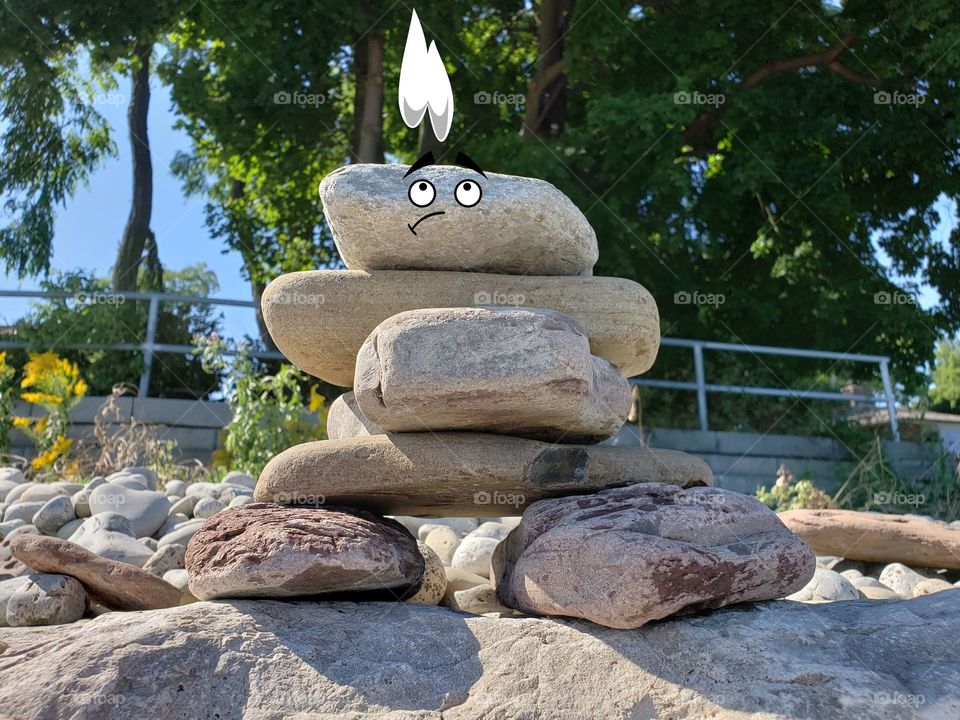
top-left (930, 339), bottom-right (960, 411)
top-left (0, 0), bottom-right (186, 289)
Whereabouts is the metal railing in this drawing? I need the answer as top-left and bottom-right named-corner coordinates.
top-left (632, 338), bottom-right (900, 441)
top-left (0, 290), bottom-right (284, 398)
top-left (0, 290), bottom-right (899, 439)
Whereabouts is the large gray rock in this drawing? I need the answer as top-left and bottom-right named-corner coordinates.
top-left (493, 483), bottom-right (815, 628)
top-left (320, 163), bottom-right (598, 277)
top-left (326, 391), bottom-right (383, 440)
top-left (5, 573), bottom-right (86, 627)
top-left (255, 434), bottom-right (712, 517)
top-left (185, 504), bottom-right (424, 600)
top-left (261, 270), bottom-right (660, 386)
top-left (88, 482), bottom-right (170, 538)
top-left (0, 594), bottom-right (957, 719)
top-left (67, 513), bottom-right (154, 567)
top-left (0, 468), bottom-right (25, 486)
top-left (354, 307), bottom-right (631, 442)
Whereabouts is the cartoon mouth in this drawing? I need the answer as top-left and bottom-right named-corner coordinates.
top-left (408, 211), bottom-right (445, 235)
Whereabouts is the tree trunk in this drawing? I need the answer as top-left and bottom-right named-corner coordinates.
top-left (351, 10), bottom-right (385, 163)
top-left (230, 179), bottom-right (278, 352)
top-left (523, 0), bottom-right (573, 138)
top-left (113, 43), bottom-right (155, 291)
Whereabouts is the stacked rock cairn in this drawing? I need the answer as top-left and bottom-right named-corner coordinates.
top-left (183, 161), bottom-right (817, 627)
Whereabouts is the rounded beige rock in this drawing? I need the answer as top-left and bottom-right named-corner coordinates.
top-left (320, 163), bottom-right (598, 277)
top-left (354, 307), bottom-right (631, 442)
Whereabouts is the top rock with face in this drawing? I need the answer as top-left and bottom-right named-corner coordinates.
top-left (319, 162), bottom-right (598, 276)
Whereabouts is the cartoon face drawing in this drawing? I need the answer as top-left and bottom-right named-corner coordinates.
top-left (403, 151), bottom-right (486, 235)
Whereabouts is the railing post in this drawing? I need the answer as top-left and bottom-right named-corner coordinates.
top-left (693, 342), bottom-right (708, 431)
top-left (879, 358), bottom-right (900, 442)
top-left (138, 296), bottom-right (160, 399)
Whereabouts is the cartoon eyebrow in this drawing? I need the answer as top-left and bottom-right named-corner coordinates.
top-left (455, 151), bottom-right (486, 178)
top-left (403, 151), bottom-right (436, 178)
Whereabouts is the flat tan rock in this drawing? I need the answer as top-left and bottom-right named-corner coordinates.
top-left (780, 509), bottom-right (960, 569)
top-left (493, 483), bottom-right (815, 628)
top-left (354, 307), bottom-right (631, 442)
top-left (262, 270), bottom-right (660, 386)
top-left (254, 433), bottom-right (712, 517)
top-left (320, 163), bottom-right (598, 276)
top-left (8, 534), bottom-right (180, 611)
top-left (327, 392), bottom-right (382, 439)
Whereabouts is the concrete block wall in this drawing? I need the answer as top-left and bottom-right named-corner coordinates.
top-left (8, 396), bottom-right (229, 464)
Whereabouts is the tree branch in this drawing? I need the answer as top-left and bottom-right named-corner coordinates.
top-left (682, 32), bottom-right (881, 149)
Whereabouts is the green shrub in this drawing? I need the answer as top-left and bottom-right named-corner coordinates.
top-left (196, 334), bottom-right (327, 476)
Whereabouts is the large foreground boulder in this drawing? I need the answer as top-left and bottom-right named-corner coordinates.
top-left (0, 594), bottom-right (957, 719)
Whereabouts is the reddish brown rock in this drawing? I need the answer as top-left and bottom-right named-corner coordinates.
top-left (185, 504), bottom-right (424, 600)
top-left (492, 483), bottom-right (815, 629)
top-left (779, 509), bottom-right (960, 569)
top-left (8, 534), bottom-right (180, 611)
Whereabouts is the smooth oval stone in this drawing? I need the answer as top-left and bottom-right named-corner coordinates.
top-left (107, 467), bottom-right (157, 490)
top-left (221, 472), bottom-right (257, 491)
top-left (327, 392), bottom-right (383, 440)
top-left (185, 504), bottom-right (424, 600)
top-left (67, 514), bottom-right (154, 567)
top-left (5, 573), bottom-right (86, 627)
top-left (0, 468), bottom-right (26, 485)
top-left (255, 433), bottom-right (712, 517)
top-left (157, 519), bottom-right (206, 548)
top-left (405, 541), bottom-right (447, 606)
top-left (4, 501), bottom-right (45, 525)
top-left (785, 568), bottom-right (860, 603)
top-left (261, 270), bottom-right (660, 387)
top-left (878, 563), bottom-right (931, 597)
top-left (492, 483), bottom-right (815, 629)
top-left (193, 498), bottom-right (226, 519)
top-left (320, 163), bottom-right (598, 277)
top-left (354, 307), bottom-right (631, 442)
top-left (88, 482), bottom-right (171, 538)
top-left (32, 496), bottom-right (76, 536)
top-left (164, 480), bottom-right (187, 498)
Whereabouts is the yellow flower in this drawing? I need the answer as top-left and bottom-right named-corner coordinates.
top-left (21, 391), bottom-right (63, 406)
top-left (73, 379), bottom-right (88, 397)
top-left (31, 435), bottom-right (73, 470)
top-left (308, 385), bottom-right (325, 413)
top-left (11, 416), bottom-right (31, 428)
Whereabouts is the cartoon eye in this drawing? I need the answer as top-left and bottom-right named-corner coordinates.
top-left (454, 179), bottom-right (482, 207)
top-left (408, 179), bottom-right (436, 207)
